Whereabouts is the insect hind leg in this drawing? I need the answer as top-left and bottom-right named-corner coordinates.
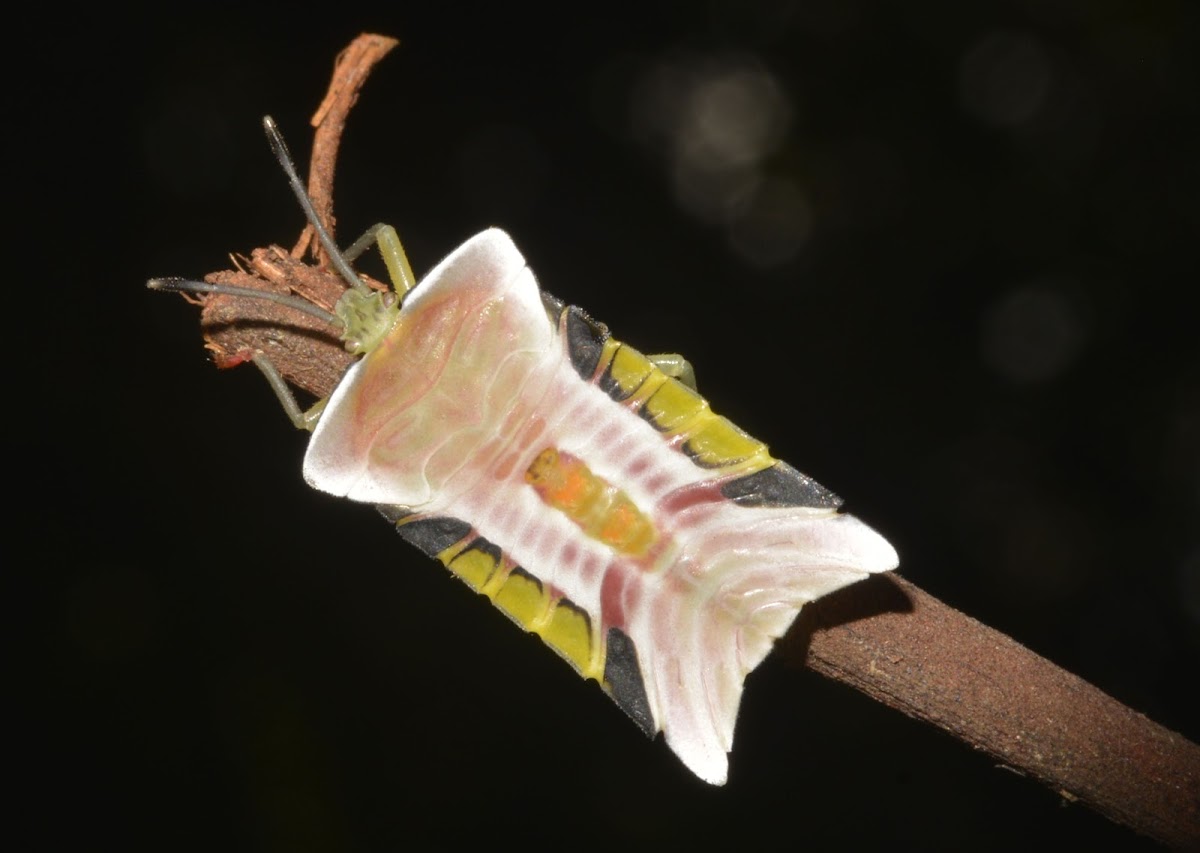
top-left (251, 353), bottom-right (327, 431)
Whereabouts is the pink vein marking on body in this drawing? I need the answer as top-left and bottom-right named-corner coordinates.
top-left (658, 480), bottom-right (727, 519)
top-left (599, 558), bottom-right (646, 632)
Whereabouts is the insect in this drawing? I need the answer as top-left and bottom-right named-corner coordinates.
top-left (150, 117), bottom-right (899, 784)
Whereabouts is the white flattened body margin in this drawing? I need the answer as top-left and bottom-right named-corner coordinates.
top-left (304, 229), bottom-right (550, 505)
top-left (301, 226), bottom-right (899, 785)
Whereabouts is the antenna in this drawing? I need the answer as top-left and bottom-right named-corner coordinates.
top-left (260, 116), bottom-right (368, 295)
top-left (146, 116), bottom-right (361, 328)
top-left (146, 277), bottom-right (338, 326)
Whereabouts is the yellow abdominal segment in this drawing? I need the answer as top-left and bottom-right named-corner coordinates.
top-left (434, 537), bottom-right (605, 680)
top-left (525, 448), bottom-right (658, 557)
top-left (600, 339), bottom-right (775, 474)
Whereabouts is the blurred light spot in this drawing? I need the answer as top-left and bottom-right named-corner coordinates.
top-left (630, 53), bottom-right (801, 267)
top-left (960, 32), bottom-right (1053, 127)
top-left (456, 124), bottom-right (548, 219)
top-left (981, 282), bottom-right (1087, 384)
top-left (727, 177), bottom-right (813, 268)
top-left (679, 65), bottom-right (791, 171)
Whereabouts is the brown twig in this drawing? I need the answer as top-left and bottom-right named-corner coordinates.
top-left (171, 33), bottom-right (1200, 849)
top-left (789, 575), bottom-right (1199, 848)
top-left (198, 33), bottom-right (396, 394)
top-left (293, 33), bottom-right (399, 265)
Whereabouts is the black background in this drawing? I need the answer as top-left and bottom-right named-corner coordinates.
top-left (24, 3), bottom-right (1196, 849)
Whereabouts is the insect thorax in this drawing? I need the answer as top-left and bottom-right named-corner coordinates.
top-left (335, 287), bottom-right (400, 355)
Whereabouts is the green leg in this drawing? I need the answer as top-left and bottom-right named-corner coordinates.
top-left (343, 223), bottom-right (417, 300)
top-left (251, 354), bottom-right (327, 432)
top-left (649, 353), bottom-right (697, 390)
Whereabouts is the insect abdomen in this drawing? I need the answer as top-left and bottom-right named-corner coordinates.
top-left (390, 512), bottom-right (655, 731)
top-left (308, 230), bottom-right (898, 784)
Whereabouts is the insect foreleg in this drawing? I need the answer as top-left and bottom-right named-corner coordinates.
top-left (648, 353), bottom-right (697, 390)
top-left (343, 223), bottom-right (417, 302)
top-left (250, 353), bottom-right (327, 431)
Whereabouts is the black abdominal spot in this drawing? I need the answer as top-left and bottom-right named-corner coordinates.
top-left (393, 515), bottom-right (473, 557)
top-left (720, 461), bottom-right (842, 509)
top-left (603, 627), bottom-right (655, 738)
top-left (564, 306), bottom-right (610, 381)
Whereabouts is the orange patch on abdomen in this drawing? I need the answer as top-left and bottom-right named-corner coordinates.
top-left (525, 447), bottom-right (657, 557)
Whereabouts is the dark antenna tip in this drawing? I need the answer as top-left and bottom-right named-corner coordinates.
top-left (259, 116), bottom-right (366, 294)
top-left (262, 115), bottom-right (289, 165)
top-left (147, 277), bottom-right (187, 292)
top-left (145, 276), bottom-right (339, 326)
